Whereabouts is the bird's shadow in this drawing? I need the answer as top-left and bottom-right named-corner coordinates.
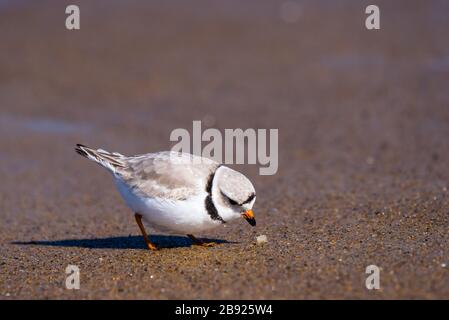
top-left (12, 235), bottom-right (233, 250)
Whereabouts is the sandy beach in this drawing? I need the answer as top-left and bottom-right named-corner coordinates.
top-left (0, 0), bottom-right (448, 299)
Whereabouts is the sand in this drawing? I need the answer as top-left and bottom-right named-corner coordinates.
top-left (0, 0), bottom-right (448, 299)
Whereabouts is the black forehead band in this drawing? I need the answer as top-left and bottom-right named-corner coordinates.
top-left (241, 192), bottom-right (256, 205)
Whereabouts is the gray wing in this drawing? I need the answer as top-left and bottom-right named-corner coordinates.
top-left (117, 151), bottom-right (219, 201)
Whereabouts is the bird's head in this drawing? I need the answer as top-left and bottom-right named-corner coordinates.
top-left (211, 166), bottom-right (257, 226)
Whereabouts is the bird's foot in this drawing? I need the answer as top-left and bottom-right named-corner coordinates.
top-left (146, 242), bottom-right (159, 251)
top-left (195, 241), bottom-right (216, 247)
top-left (187, 234), bottom-right (216, 247)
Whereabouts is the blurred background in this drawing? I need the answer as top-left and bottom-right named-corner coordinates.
top-left (0, 0), bottom-right (448, 299)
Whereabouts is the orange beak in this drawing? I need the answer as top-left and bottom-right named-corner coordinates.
top-left (242, 209), bottom-right (256, 227)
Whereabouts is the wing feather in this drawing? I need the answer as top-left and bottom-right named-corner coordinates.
top-left (118, 152), bottom-right (219, 201)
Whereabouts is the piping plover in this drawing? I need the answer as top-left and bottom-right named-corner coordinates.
top-left (75, 144), bottom-right (256, 250)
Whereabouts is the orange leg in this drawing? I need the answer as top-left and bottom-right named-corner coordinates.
top-left (187, 234), bottom-right (216, 247)
top-left (135, 213), bottom-right (158, 251)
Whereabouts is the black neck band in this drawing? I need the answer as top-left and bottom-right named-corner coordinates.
top-left (205, 165), bottom-right (225, 223)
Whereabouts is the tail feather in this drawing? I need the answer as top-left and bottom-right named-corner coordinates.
top-left (75, 144), bottom-right (126, 171)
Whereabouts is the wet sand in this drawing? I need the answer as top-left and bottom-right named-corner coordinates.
top-left (0, 0), bottom-right (448, 299)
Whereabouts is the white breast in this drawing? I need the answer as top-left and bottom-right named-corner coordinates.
top-left (114, 178), bottom-right (221, 234)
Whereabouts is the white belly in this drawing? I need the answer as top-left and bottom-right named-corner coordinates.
top-left (114, 178), bottom-right (220, 234)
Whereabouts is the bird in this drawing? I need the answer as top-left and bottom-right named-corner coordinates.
top-left (75, 144), bottom-right (257, 250)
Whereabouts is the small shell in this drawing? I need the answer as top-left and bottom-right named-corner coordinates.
top-left (256, 235), bottom-right (268, 245)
